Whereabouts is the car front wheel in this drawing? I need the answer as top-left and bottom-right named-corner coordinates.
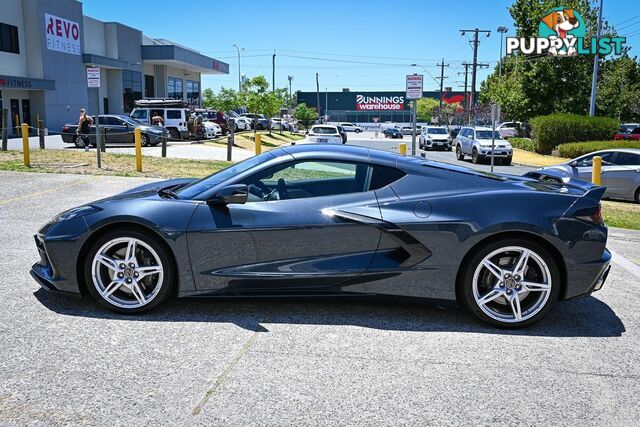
top-left (460, 239), bottom-right (560, 328)
top-left (471, 148), bottom-right (480, 164)
top-left (456, 145), bottom-right (464, 160)
top-left (84, 230), bottom-right (175, 314)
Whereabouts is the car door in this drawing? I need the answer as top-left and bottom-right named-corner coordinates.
top-left (604, 152), bottom-right (640, 199)
top-left (572, 152), bottom-right (615, 182)
top-left (186, 159), bottom-right (383, 292)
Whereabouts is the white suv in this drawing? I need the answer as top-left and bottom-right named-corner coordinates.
top-left (130, 100), bottom-right (190, 140)
top-left (338, 122), bottom-right (363, 133)
top-left (419, 126), bottom-right (452, 151)
top-left (456, 126), bottom-right (513, 165)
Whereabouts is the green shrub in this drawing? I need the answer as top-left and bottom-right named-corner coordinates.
top-left (530, 114), bottom-right (619, 154)
top-left (508, 137), bottom-right (536, 152)
top-left (557, 140), bottom-right (640, 158)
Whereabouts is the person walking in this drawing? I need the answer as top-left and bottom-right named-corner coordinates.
top-left (77, 109), bottom-right (93, 151)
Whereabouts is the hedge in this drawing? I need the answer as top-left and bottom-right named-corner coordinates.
top-left (556, 140), bottom-right (640, 158)
top-left (508, 137), bottom-right (536, 152)
top-left (530, 114), bottom-right (619, 154)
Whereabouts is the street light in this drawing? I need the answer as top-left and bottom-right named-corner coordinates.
top-left (497, 27), bottom-right (508, 79)
top-left (233, 44), bottom-right (244, 91)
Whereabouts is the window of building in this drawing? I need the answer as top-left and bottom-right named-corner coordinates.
top-left (0, 22), bottom-right (19, 54)
top-left (186, 80), bottom-right (200, 106)
top-left (122, 70), bottom-right (142, 113)
top-left (144, 75), bottom-right (155, 98)
top-left (168, 77), bottom-right (183, 100)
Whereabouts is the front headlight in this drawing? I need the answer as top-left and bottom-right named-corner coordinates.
top-left (54, 205), bottom-right (101, 222)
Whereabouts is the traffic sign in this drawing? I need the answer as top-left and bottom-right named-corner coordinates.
top-left (406, 74), bottom-right (423, 99)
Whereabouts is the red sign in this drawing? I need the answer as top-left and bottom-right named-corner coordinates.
top-left (356, 94), bottom-right (405, 111)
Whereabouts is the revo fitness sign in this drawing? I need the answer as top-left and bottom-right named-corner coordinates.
top-left (356, 94), bottom-right (405, 111)
top-left (45, 13), bottom-right (81, 55)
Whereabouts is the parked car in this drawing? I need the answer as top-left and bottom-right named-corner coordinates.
top-left (32, 144), bottom-right (612, 328)
top-left (233, 117), bottom-right (252, 131)
top-left (615, 126), bottom-right (640, 141)
top-left (336, 125), bottom-right (348, 143)
top-left (419, 126), bottom-right (452, 151)
top-left (193, 109), bottom-right (229, 135)
top-left (61, 115), bottom-right (168, 148)
top-left (130, 99), bottom-right (190, 140)
top-left (497, 121), bottom-right (523, 139)
top-left (305, 125), bottom-right (343, 144)
top-left (383, 128), bottom-right (403, 139)
top-left (241, 113), bottom-right (269, 130)
top-left (338, 122), bottom-right (363, 133)
top-left (620, 123), bottom-right (640, 134)
top-left (270, 118), bottom-right (292, 131)
top-left (456, 126), bottom-right (513, 165)
top-left (203, 122), bottom-right (223, 139)
top-left (538, 149), bottom-right (640, 203)
top-left (400, 126), bottom-right (421, 135)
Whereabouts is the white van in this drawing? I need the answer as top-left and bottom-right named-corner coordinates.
top-left (130, 99), bottom-right (190, 140)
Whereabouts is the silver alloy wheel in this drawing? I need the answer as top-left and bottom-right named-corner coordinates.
top-left (91, 237), bottom-right (164, 309)
top-left (472, 246), bottom-right (552, 323)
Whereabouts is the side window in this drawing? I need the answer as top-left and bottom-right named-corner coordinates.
top-left (369, 165), bottom-right (406, 190)
top-left (105, 117), bottom-right (118, 126)
top-left (468, 129), bottom-right (475, 139)
top-left (166, 110), bottom-right (181, 119)
top-left (631, 128), bottom-right (640, 135)
top-left (131, 109), bottom-right (148, 121)
top-left (97, 116), bottom-right (106, 125)
top-left (242, 161), bottom-right (366, 202)
top-left (615, 153), bottom-right (640, 166)
top-left (576, 152), bottom-right (614, 167)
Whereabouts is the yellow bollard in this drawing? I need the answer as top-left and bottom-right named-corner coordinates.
top-left (398, 143), bottom-right (407, 156)
top-left (134, 127), bottom-right (142, 172)
top-left (22, 123), bottom-right (30, 167)
top-left (592, 155), bottom-right (602, 185)
top-left (255, 133), bottom-right (261, 155)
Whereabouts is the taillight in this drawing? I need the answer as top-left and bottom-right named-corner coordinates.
top-left (575, 205), bottom-right (604, 225)
top-left (62, 126), bottom-right (70, 132)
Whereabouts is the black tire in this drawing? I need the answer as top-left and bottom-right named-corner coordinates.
top-left (256, 124), bottom-right (265, 130)
top-left (459, 238), bottom-right (561, 328)
top-left (635, 187), bottom-right (640, 204)
top-left (471, 148), bottom-right (480, 164)
top-left (355, 129), bottom-right (361, 133)
top-left (84, 229), bottom-right (176, 314)
top-left (503, 156), bottom-right (512, 166)
top-left (167, 128), bottom-right (180, 140)
top-left (141, 134), bottom-right (150, 147)
top-left (73, 135), bottom-right (85, 148)
top-left (456, 145), bottom-right (465, 161)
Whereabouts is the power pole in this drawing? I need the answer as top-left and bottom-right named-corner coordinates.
top-left (436, 58), bottom-right (449, 109)
top-left (589, 0), bottom-right (604, 116)
top-left (460, 28), bottom-right (491, 124)
top-left (497, 26), bottom-right (508, 79)
top-left (316, 73), bottom-right (321, 121)
top-left (272, 50), bottom-right (276, 93)
top-left (288, 75), bottom-right (293, 105)
top-left (459, 63), bottom-right (472, 124)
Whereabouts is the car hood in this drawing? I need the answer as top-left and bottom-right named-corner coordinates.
top-left (115, 178), bottom-right (197, 197)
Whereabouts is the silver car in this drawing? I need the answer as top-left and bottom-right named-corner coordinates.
top-left (538, 149), bottom-right (640, 203)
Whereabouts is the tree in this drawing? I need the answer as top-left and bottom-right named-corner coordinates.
top-left (596, 56), bottom-right (640, 121)
top-left (293, 103), bottom-right (318, 131)
top-left (202, 87), bottom-right (241, 112)
top-left (240, 75), bottom-right (288, 134)
top-left (416, 98), bottom-right (439, 122)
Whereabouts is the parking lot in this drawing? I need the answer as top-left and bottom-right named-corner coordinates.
top-left (1, 171), bottom-right (639, 425)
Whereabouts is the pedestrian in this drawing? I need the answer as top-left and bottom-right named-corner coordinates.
top-left (77, 108), bottom-right (93, 151)
top-left (152, 112), bottom-right (164, 127)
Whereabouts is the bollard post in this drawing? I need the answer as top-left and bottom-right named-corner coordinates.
top-left (22, 123), bottom-right (30, 167)
top-left (592, 156), bottom-right (602, 185)
top-left (134, 127), bottom-right (142, 172)
top-left (226, 130), bottom-right (233, 161)
top-left (255, 134), bottom-right (262, 155)
top-left (15, 114), bottom-right (20, 136)
top-left (161, 135), bottom-right (167, 158)
top-left (1, 109), bottom-right (8, 151)
top-left (36, 113), bottom-right (40, 136)
top-left (96, 123), bottom-right (102, 169)
top-left (398, 143), bottom-right (407, 156)
top-left (38, 119), bottom-right (45, 149)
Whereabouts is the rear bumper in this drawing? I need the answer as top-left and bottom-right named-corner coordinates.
top-left (565, 248), bottom-right (612, 299)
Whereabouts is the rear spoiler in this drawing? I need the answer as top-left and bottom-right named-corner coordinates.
top-left (523, 170), bottom-right (606, 203)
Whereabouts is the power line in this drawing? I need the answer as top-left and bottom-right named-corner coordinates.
top-left (613, 13), bottom-right (640, 27)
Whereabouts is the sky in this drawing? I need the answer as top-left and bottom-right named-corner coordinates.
top-left (82, 0), bottom-right (640, 94)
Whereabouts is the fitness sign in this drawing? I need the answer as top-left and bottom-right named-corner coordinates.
top-left (356, 94), bottom-right (405, 111)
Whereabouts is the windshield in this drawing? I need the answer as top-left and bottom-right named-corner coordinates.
top-left (476, 130), bottom-right (503, 140)
top-left (427, 128), bottom-right (447, 134)
top-left (177, 151), bottom-right (276, 199)
top-left (311, 127), bottom-right (338, 134)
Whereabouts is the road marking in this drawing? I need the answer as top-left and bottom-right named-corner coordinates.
top-left (609, 248), bottom-right (640, 280)
top-left (191, 313), bottom-right (271, 416)
top-left (0, 178), bottom-right (91, 206)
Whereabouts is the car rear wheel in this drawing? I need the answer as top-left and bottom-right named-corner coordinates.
top-left (84, 230), bottom-right (175, 314)
top-left (460, 239), bottom-right (560, 328)
top-left (456, 145), bottom-right (464, 160)
top-left (635, 187), bottom-right (640, 204)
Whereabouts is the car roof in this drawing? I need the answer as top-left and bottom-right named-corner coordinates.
top-left (311, 125), bottom-right (338, 129)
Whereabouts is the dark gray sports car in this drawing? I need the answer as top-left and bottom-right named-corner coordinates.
top-left (31, 145), bottom-right (611, 327)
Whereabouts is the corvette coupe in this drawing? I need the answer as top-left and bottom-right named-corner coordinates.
top-left (31, 145), bottom-right (611, 328)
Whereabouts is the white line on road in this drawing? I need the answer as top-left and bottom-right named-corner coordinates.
top-left (609, 248), bottom-right (640, 279)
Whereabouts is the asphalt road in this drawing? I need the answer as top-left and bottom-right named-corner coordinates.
top-left (1, 171), bottom-right (639, 425)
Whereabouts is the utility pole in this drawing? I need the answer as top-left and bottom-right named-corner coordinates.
top-left (316, 73), bottom-right (321, 121)
top-left (288, 75), bottom-right (293, 105)
top-left (233, 44), bottom-right (242, 92)
top-left (272, 50), bottom-right (276, 93)
top-left (459, 28), bottom-right (491, 124)
top-left (589, 0), bottom-right (604, 116)
top-left (497, 27), bottom-right (508, 79)
top-left (459, 63), bottom-right (472, 124)
top-left (436, 58), bottom-right (449, 109)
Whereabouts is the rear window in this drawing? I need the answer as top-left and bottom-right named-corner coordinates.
top-left (311, 127), bottom-right (338, 135)
top-left (615, 152), bottom-right (640, 166)
top-left (166, 110), bottom-right (182, 119)
top-left (369, 165), bottom-right (406, 190)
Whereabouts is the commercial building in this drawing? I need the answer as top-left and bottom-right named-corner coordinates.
top-left (297, 90), bottom-right (471, 123)
top-left (0, 0), bottom-right (228, 135)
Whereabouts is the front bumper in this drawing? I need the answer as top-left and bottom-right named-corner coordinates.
top-left (31, 232), bottom-right (82, 294)
top-left (479, 147), bottom-right (512, 157)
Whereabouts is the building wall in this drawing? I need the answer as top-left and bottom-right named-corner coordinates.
top-left (0, 0), bottom-right (28, 76)
top-left (82, 16), bottom-right (105, 57)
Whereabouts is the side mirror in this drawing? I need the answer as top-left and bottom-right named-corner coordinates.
top-left (207, 184), bottom-right (248, 205)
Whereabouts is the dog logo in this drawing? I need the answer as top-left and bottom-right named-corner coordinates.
top-left (538, 7), bottom-right (586, 56)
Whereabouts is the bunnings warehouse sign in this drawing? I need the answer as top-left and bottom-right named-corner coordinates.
top-left (356, 94), bottom-right (405, 110)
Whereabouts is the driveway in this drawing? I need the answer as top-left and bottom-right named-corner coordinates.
top-left (0, 171), bottom-right (638, 425)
